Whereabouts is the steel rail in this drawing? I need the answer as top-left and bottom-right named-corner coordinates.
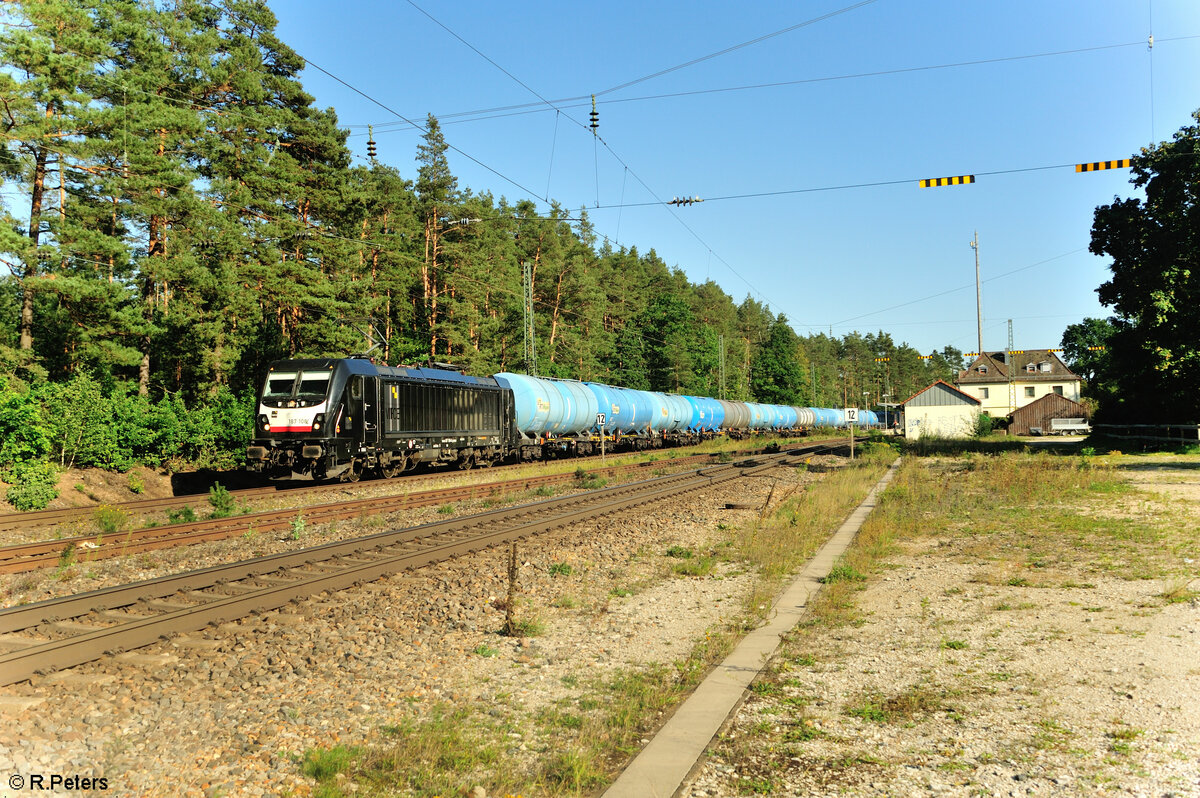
top-left (0, 444), bottom-right (787, 533)
top-left (0, 449), bottom-right (818, 685)
top-left (0, 451), bottom-right (740, 573)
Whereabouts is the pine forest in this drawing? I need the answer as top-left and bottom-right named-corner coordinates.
top-left (0, 0), bottom-right (964, 504)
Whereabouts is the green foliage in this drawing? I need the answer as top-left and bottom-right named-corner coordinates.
top-left (167, 506), bottom-right (196, 524)
top-left (973, 412), bottom-right (994, 438)
top-left (301, 745), bottom-right (361, 782)
top-left (94, 505), bottom-right (129, 535)
top-left (0, 0), bottom-right (975, 469)
top-left (3, 459), bottom-right (59, 511)
top-left (126, 471), bottom-right (144, 494)
top-left (0, 385), bottom-right (51, 467)
top-left (207, 482), bottom-right (235, 518)
top-left (1091, 110), bottom-right (1200, 422)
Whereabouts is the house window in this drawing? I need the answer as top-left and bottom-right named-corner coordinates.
top-left (1039, 362), bottom-right (1052, 373)
top-left (1052, 385), bottom-right (1063, 396)
top-left (1025, 364), bottom-right (1036, 373)
top-left (977, 365), bottom-right (988, 374)
top-left (1024, 387), bottom-right (1035, 398)
top-left (981, 387), bottom-right (989, 399)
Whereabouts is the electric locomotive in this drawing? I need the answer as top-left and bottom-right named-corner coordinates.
top-left (245, 357), bottom-right (516, 481)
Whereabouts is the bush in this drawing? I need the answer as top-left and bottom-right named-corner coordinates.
top-left (4, 460), bottom-right (59, 511)
top-left (973, 412), bottom-right (995, 438)
top-left (0, 384), bottom-right (52, 467)
top-left (208, 482), bottom-right (235, 518)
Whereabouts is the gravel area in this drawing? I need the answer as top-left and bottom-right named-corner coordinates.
top-left (0, 458), bottom-right (817, 797)
top-left (684, 455), bottom-right (1200, 798)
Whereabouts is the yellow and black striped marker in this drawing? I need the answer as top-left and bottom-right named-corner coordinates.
top-left (1076, 159), bottom-right (1131, 172)
top-left (919, 175), bottom-right (975, 188)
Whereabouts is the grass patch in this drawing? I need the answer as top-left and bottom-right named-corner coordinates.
top-left (672, 555), bottom-right (716, 577)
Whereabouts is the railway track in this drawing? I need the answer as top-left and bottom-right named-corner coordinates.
top-left (0, 445), bottom-right (787, 534)
top-left (0, 450), bottom-right (772, 573)
top-left (0, 446), bottom-right (826, 686)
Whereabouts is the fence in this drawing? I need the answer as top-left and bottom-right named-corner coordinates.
top-left (1093, 424), bottom-right (1200, 445)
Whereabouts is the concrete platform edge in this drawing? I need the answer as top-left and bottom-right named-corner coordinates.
top-left (602, 456), bottom-right (903, 798)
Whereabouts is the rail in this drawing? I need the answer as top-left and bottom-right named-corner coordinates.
top-left (0, 446), bottom-right (830, 686)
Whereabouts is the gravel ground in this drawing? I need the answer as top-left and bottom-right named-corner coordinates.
top-left (0, 458), bottom-right (814, 797)
top-left (684, 455), bottom-right (1200, 798)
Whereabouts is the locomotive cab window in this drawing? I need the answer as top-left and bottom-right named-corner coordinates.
top-left (297, 371), bottom-right (332, 399)
top-left (263, 372), bottom-right (298, 400)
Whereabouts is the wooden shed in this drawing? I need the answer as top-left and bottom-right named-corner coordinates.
top-left (901, 380), bottom-right (981, 440)
top-left (1008, 393), bottom-right (1091, 436)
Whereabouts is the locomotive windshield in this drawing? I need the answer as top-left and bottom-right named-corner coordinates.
top-left (260, 368), bottom-right (332, 408)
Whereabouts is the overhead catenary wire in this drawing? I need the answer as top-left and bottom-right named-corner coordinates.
top-left (397, 1), bottom-right (794, 321)
top-left (346, 35), bottom-right (1200, 135)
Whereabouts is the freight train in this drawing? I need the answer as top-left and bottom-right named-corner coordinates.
top-left (245, 357), bottom-right (880, 481)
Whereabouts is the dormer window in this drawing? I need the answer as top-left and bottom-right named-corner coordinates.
top-left (1026, 364), bottom-right (1036, 373)
top-left (1039, 362), bottom-right (1052, 373)
top-left (977, 365), bottom-right (988, 374)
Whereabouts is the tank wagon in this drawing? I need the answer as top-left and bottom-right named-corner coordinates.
top-left (246, 357), bottom-right (879, 481)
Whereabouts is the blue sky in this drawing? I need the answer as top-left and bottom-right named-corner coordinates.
top-left (273, 0), bottom-right (1199, 357)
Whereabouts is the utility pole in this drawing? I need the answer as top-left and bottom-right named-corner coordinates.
top-left (718, 334), bottom-right (726, 400)
top-left (1007, 319), bottom-right (1016, 414)
top-left (523, 260), bottom-right (536, 376)
top-left (970, 231), bottom-right (982, 357)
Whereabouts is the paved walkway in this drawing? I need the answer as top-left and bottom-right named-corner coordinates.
top-left (602, 457), bottom-right (903, 798)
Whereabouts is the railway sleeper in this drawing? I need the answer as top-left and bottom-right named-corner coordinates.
top-left (97, 609), bottom-right (155, 622)
top-left (143, 599), bottom-right (194, 613)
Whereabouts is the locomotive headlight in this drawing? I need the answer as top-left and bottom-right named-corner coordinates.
top-left (312, 412), bottom-right (326, 432)
top-left (258, 414), bottom-right (270, 431)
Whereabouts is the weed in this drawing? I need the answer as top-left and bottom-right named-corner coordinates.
top-left (166, 506), bottom-right (196, 524)
top-left (93, 505), bottom-right (129, 535)
top-left (610, 587), bottom-right (633, 598)
top-left (782, 719), bottom-right (826, 742)
top-left (552, 595), bottom-right (578, 609)
top-left (473, 643), bottom-right (498, 657)
top-left (437, 504), bottom-right (455, 515)
top-left (301, 744), bottom-right (361, 782)
top-left (208, 482), bottom-right (235, 518)
top-left (548, 561), bottom-right (573, 576)
top-left (504, 616), bottom-right (545, 637)
top-left (665, 545), bottom-right (693, 559)
top-left (126, 471), bottom-right (144, 494)
top-left (673, 556), bottom-right (716, 577)
top-left (822, 563), bottom-right (868, 584)
top-left (58, 543), bottom-right (77, 570)
top-left (941, 639), bottom-right (969, 650)
top-left (1160, 579), bottom-right (1198, 605)
top-left (290, 513), bottom-right (307, 540)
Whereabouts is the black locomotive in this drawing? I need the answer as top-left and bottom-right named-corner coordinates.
top-left (245, 358), bottom-right (516, 481)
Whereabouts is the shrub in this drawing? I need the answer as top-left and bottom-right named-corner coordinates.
top-left (208, 482), bottom-right (235, 518)
top-left (972, 412), bottom-right (994, 438)
top-left (3, 460), bottom-right (59, 511)
top-left (126, 471), bottom-right (144, 494)
top-left (94, 505), bottom-right (129, 535)
top-left (167, 506), bottom-right (197, 524)
top-left (0, 385), bottom-right (51, 467)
